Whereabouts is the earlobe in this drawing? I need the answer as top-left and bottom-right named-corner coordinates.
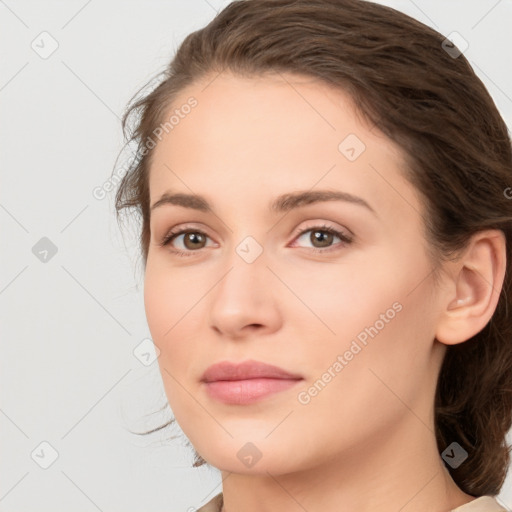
top-left (435, 230), bottom-right (506, 346)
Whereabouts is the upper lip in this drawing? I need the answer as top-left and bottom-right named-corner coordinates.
top-left (201, 359), bottom-right (303, 382)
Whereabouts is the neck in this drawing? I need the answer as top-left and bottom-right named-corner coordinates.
top-left (219, 416), bottom-right (475, 512)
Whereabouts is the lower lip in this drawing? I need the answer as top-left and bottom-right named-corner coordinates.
top-left (203, 378), bottom-right (302, 405)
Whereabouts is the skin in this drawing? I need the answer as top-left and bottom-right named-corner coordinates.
top-left (144, 71), bottom-right (506, 512)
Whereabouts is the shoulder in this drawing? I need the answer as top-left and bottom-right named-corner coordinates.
top-left (451, 496), bottom-right (511, 512)
top-left (196, 492), bottom-right (223, 512)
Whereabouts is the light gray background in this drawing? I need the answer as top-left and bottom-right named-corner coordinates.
top-left (1, 1), bottom-right (511, 511)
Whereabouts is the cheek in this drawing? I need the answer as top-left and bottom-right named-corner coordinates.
top-left (292, 243), bottom-right (436, 389)
top-left (144, 266), bottom-right (172, 343)
top-left (143, 261), bottom-right (195, 360)
top-left (144, 264), bottom-right (201, 415)
top-left (287, 275), bottom-right (436, 461)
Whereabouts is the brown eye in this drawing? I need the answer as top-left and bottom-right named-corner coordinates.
top-left (159, 228), bottom-right (214, 256)
top-left (292, 224), bottom-right (352, 253)
top-left (182, 232), bottom-right (207, 250)
top-left (310, 230), bottom-right (335, 248)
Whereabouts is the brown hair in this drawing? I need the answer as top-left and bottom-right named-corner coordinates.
top-left (114, 0), bottom-right (512, 496)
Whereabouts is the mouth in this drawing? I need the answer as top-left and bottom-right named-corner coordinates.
top-left (200, 359), bottom-right (304, 405)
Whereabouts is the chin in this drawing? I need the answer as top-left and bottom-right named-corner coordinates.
top-left (203, 452), bottom-right (293, 475)
top-left (192, 436), bottom-right (310, 475)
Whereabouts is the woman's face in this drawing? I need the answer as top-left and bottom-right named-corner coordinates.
top-left (144, 72), bottom-right (447, 474)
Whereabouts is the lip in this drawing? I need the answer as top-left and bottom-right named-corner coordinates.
top-left (201, 359), bottom-right (303, 405)
top-left (201, 359), bottom-right (303, 382)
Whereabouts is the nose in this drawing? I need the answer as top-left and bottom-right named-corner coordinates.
top-left (208, 254), bottom-right (282, 340)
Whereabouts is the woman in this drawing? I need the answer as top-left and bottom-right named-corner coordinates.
top-left (114, 0), bottom-right (512, 510)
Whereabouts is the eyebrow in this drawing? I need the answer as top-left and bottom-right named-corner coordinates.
top-left (150, 189), bottom-right (377, 216)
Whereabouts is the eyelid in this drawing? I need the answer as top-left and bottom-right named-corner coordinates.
top-left (289, 220), bottom-right (353, 242)
top-left (158, 222), bottom-right (215, 247)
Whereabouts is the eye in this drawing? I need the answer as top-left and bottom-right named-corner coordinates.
top-left (158, 222), bottom-right (353, 257)
top-left (290, 223), bottom-right (353, 253)
top-left (158, 227), bottom-right (215, 257)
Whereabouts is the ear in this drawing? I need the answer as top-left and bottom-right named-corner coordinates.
top-left (435, 229), bottom-right (507, 346)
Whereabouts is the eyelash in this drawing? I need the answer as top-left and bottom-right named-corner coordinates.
top-left (158, 223), bottom-right (353, 258)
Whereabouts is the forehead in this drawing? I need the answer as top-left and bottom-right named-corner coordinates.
top-left (148, 71), bottom-right (421, 223)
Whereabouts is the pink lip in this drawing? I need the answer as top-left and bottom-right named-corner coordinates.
top-left (201, 360), bottom-right (303, 405)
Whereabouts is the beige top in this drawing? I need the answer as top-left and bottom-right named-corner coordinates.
top-left (196, 493), bottom-right (510, 512)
